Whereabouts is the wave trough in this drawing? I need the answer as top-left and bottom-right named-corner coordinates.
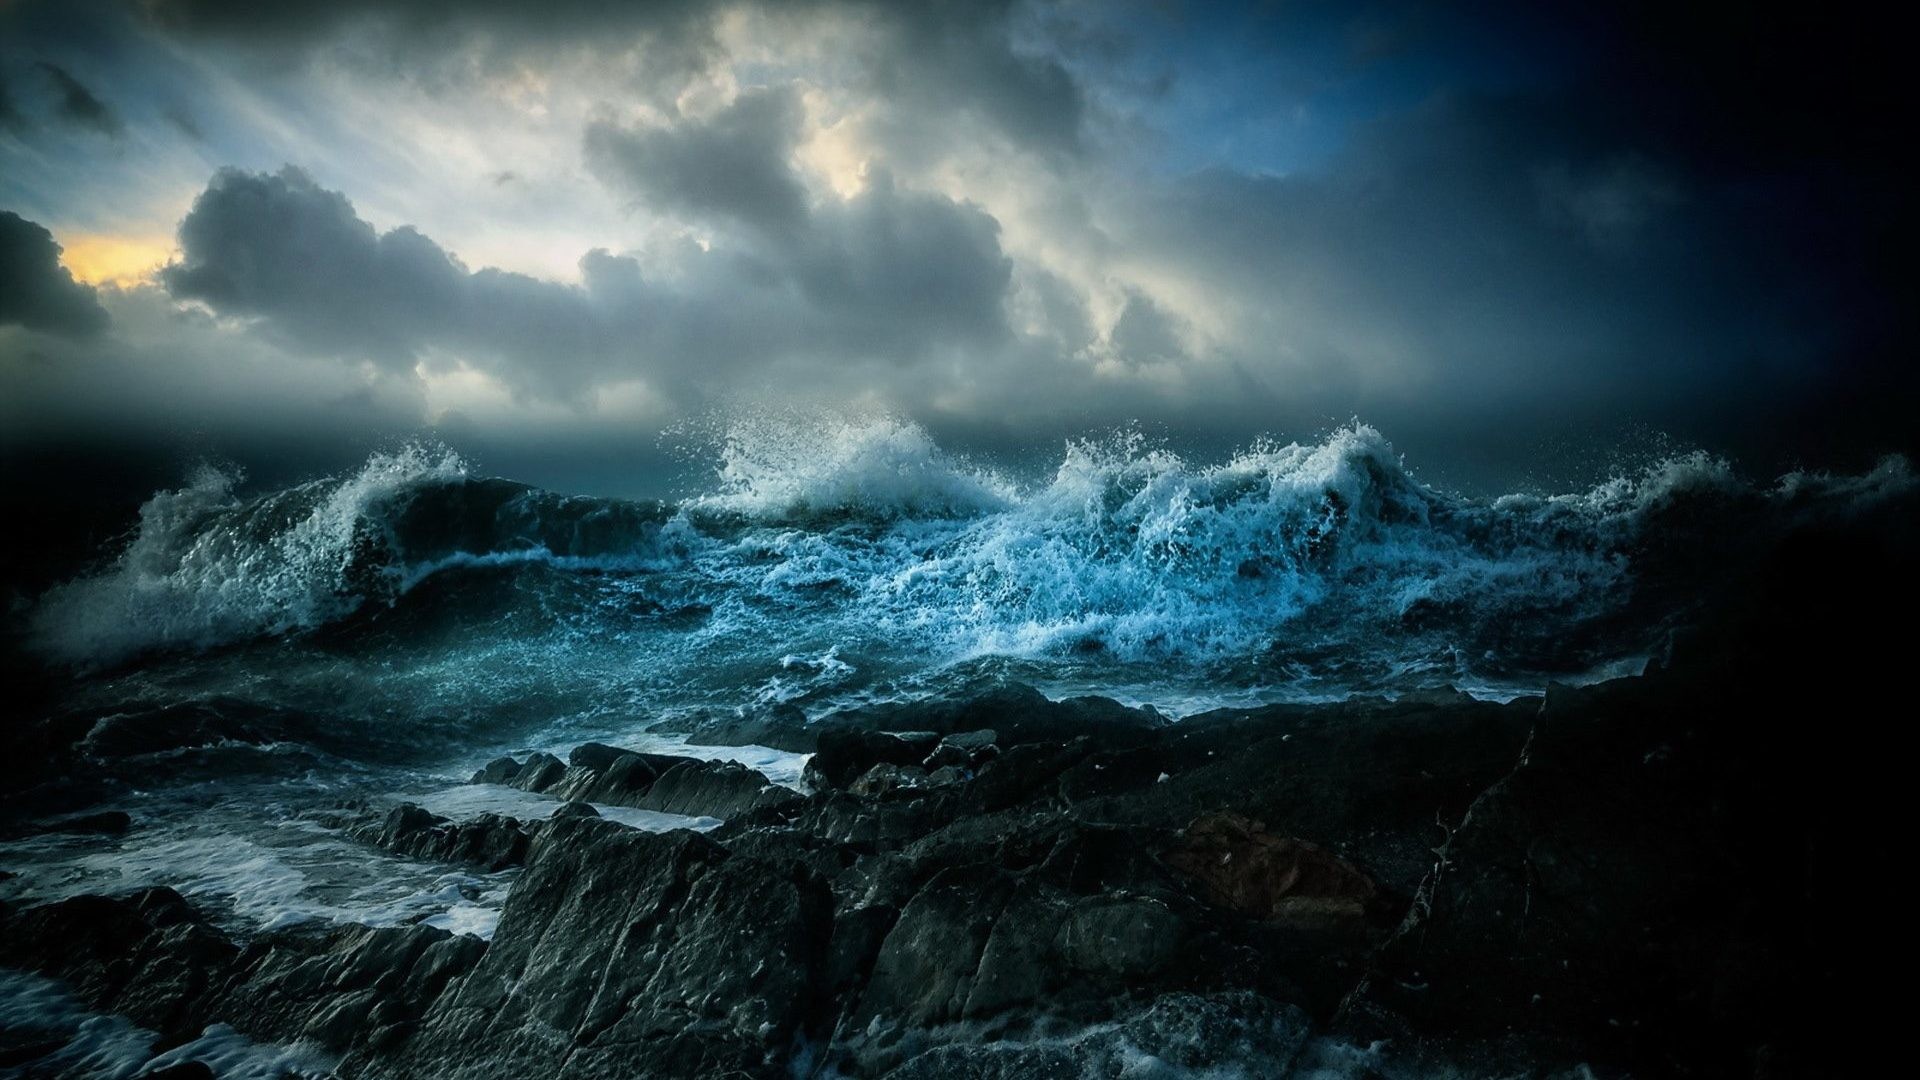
top-left (28, 418), bottom-right (1914, 718)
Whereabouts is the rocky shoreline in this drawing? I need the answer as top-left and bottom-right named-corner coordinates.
top-left (0, 674), bottom-right (1855, 1076)
top-left (3, 516), bottom-right (1909, 1078)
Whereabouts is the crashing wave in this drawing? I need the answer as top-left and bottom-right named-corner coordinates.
top-left (29, 418), bottom-right (1916, 687)
top-left (688, 411), bottom-right (1016, 521)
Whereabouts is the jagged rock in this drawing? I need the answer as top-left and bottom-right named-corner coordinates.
top-left (926, 765), bottom-right (970, 786)
top-left (469, 755), bottom-right (522, 785)
top-left (923, 728), bottom-right (998, 771)
top-left (1332, 654), bottom-right (1862, 1075)
top-left (807, 730), bottom-right (943, 790)
top-left (221, 922), bottom-right (487, 1050)
top-left (469, 745), bottom-right (792, 822)
top-left (683, 702), bottom-right (816, 752)
top-left (354, 803), bottom-right (531, 871)
top-left (566, 741), bottom-right (629, 772)
top-left (0, 888), bottom-right (237, 1039)
top-left (357, 815), bottom-right (832, 1080)
top-left (940, 729), bottom-right (1000, 753)
top-left (634, 758), bottom-right (803, 818)
top-left (849, 762), bottom-right (930, 797)
top-left (964, 737), bottom-right (1094, 812)
top-left (1163, 812), bottom-right (1383, 929)
top-left (507, 752), bottom-right (566, 794)
top-left (818, 684), bottom-right (1165, 749)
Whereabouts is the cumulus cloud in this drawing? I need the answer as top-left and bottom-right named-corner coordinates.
top-left (160, 162), bottom-right (1015, 404)
top-left (2, 0), bottom-right (1911, 487)
top-left (0, 210), bottom-right (110, 335)
top-left (586, 87), bottom-right (811, 241)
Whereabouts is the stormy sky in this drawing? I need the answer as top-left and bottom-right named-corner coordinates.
top-left (1, 0), bottom-right (1911, 496)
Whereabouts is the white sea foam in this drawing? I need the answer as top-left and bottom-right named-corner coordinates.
top-left (28, 415), bottom-right (1915, 706)
top-left (32, 444), bottom-right (469, 667)
top-left (404, 782), bottom-right (725, 832)
top-left (0, 810), bottom-right (513, 938)
top-left (689, 410), bottom-right (1016, 520)
top-left (0, 969), bottom-right (337, 1079)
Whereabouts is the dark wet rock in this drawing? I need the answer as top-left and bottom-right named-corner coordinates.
top-left (819, 684), bottom-right (1165, 749)
top-left (806, 729), bottom-right (942, 790)
top-left (551, 799), bottom-right (599, 819)
top-left (940, 728), bottom-right (1000, 753)
top-left (551, 749), bottom-right (703, 806)
top-left (565, 741), bottom-right (629, 772)
top-left (1331, 667), bottom-right (1826, 1074)
top-left (1062, 696), bottom-right (1538, 896)
top-left (1164, 812), bottom-right (1384, 930)
top-left (924, 728), bottom-right (998, 771)
top-left (964, 737), bottom-right (1096, 813)
top-left (221, 922), bottom-right (488, 1051)
top-left (0, 887), bottom-right (238, 1039)
top-left (755, 789), bottom-right (965, 852)
top-left (0, 885), bottom-right (486, 1064)
top-left (468, 755), bottom-right (522, 785)
top-left (926, 765), bottom-right (971, 786)
top-left (921, 742), bottom-right (971, 770)
top-left (353, 803), bottom-right (531, 871)
top-left (550, 753), bottom-right (645, 804)
top-left (831, 820), bottom-right (1312, 1076)
top-left (630, 757), bottom-right (803, 818)
top-left (506, 751), bottom-right (567, 793)
top-left (849, 762), bottom-right (930, 797)
top-left (682, 702), bottom-right (816, 752)
top-left (356, 815), bottom-right (832, 1080)
top-left (466, 744), bottom-right (795, 823)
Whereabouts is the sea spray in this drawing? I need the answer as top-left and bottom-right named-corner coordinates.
top-left (28, 417), bottom-right (1916, 714)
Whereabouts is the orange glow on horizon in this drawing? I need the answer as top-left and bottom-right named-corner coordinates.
top-left (58, 233), bottom-right (175, 287)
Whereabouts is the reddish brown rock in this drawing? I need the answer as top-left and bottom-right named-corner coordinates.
top-left (1164, 812), bottom-right (1379, 929)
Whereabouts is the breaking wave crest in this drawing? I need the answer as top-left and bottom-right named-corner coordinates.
top-left (690, 411), bottom-right (1016, 521)
top-left (28, 417), bottom-right (1915, 695)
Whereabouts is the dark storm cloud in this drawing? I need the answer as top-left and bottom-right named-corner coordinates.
top-left (141, 0), bottom-right (1086, 153)
top-left (3, 0), bottom-right (1912, 486)
top-left (1113, 95), bottom-right (1907, 467)
top-left (587, 80), bottom-right (1011, 350)
top-left (35, 62), bottom-right (123, 136)
top-left (162, 163), bottom-right (1013, 402)
top-left (163, 168), bottom-right (466, 369)
top-left (140, 0), bottom-right (718, 57)
top-left (1109, 290), bottom-right (1185, 366)
top-left (0, 211), bottom-right (110, 335)
top-left (162, 167), bottom-right (613, 397)
top-left (856, 0), bottom-right (1085, 155)
top-left (585, 87), bottom-right (811, 241)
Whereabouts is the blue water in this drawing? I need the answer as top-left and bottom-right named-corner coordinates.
top-left (26, 416), bottom-right (1913, 746)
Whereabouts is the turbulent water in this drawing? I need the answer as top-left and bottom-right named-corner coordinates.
top-left (27, 415), bottom-right (1914, 724)
top-left (4, 415), bottom-right (1913, 1076)
top-left (10, 417), bottom-right (1916, 908)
